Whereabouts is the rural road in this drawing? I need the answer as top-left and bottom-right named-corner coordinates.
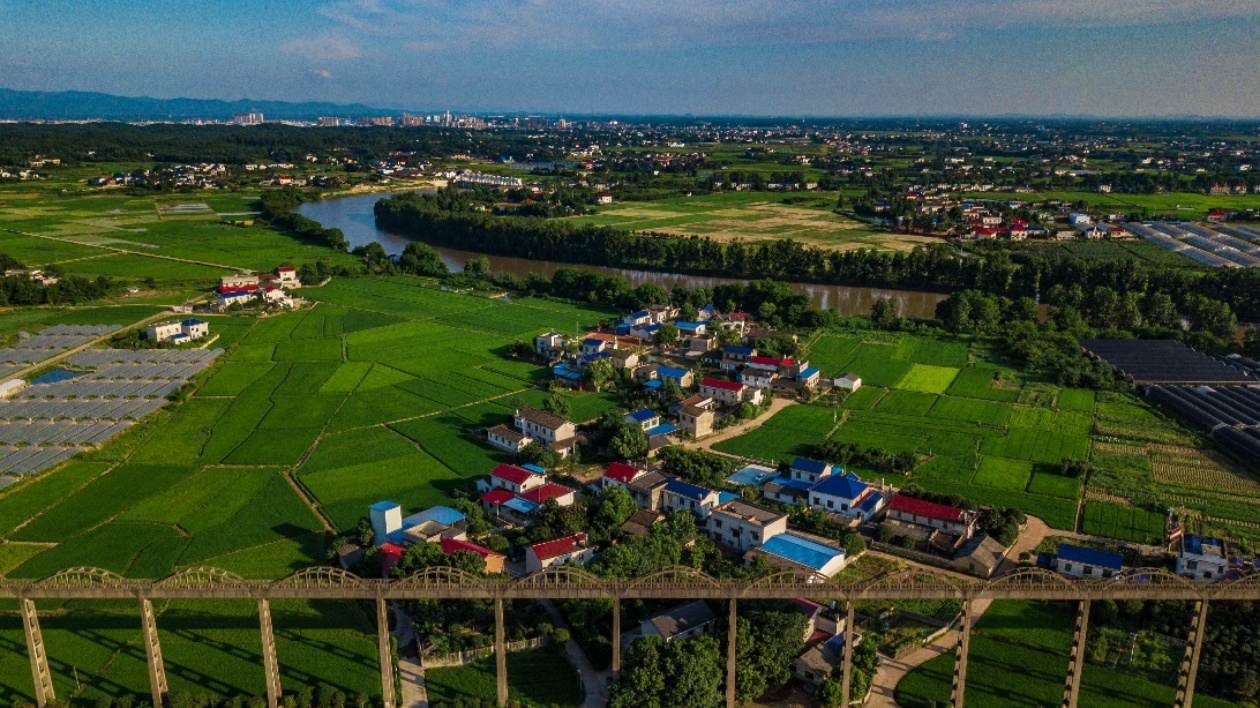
top-left (399, 658), bottom-right (427, 708)
top-left (866, 597), bottom-right (994, 708)
top-left (539, 598), bottom-right (611, 708)
top-left (686, 396), bottom-right (797, 454)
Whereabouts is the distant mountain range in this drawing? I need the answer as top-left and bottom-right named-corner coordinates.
top-left (0, 88), bottom-right (400, 121)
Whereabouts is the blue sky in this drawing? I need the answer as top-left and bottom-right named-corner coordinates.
top-left (2, 0), bottom-right (1260, 117)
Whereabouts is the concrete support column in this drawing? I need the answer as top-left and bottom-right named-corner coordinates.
top-left (841, 600), bottom-right (856, 705)
top-left (1174, 600), bottom-right (1210, 708)
top-left (495, 597), bottom-right (508, 707)
top-left (20, 599), bottom-right (54, 708)
top-left (140, 598), bottom-right (169, 708)
top-left (611, 596), bottom-right (622, 678)
top-left (726, 598), bottom-right (738, 708)
top-left (258, 598), bottom-right (282, 708)
top-left (950, 598), bottom-right (973, 708)
top-left (377, 598), bottom-right (395, 708)
top-left (1061, 599), bottom-right (1090, 708)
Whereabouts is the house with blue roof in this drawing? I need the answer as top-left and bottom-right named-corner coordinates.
top-left (720, 345), bottom-right (756, 371)
top-left (796, 366), bottom-right (821, 389)
top-left (790, 457), bottom-right (836, 485)
top-left (623, 310), bottom-right (652, 327)
top-left (552, 362), bottom-right (584, 387)
top-left (1176, 534), bottom-right (1229, 580)
top-left (1054, 543), bottom-right (1123, 578)
top-left (751, 532), bottom-right (848, 578)
top-left (629, 322), bottom-right (662, 341)
top-left (400, 506), bottom-right (468, 545)
top-left (809, 473), bottom-right (884, 520)
top-left (697, 304), bottom-right (717, 321)
top-left (625, 408), bottom-right (661, 430)
top-left (662, 479), bottom-right (721, 519)
top-left (580, 337), bottom-right (607, 356)
top-left (676, 321), bottom-right (707, 336)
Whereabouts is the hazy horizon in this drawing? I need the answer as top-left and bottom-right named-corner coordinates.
top-left (3, 0), bottom-right (1260, 118)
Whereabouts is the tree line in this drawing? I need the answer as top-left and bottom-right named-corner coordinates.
top-left (374, 190), bottom-right (1260, 324)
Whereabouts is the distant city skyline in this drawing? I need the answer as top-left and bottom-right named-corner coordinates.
top-left (3, 0), bottom-right (1260, 118)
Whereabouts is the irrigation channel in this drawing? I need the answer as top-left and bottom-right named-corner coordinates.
top-left (296, 192), bottom-right (949, 319)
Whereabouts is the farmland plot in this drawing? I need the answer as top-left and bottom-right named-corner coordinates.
top-left (713, 404), bottom-right (837, 462)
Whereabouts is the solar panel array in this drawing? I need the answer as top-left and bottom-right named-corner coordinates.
top-left (1126, 221), bottom-right (1260, 268)
top-left (1081, 339), bottom-right (1256, 385)
top-left (0, 346), bottom-right (221, 484)
top-left (0, 325), bottom-right (121, 379)
top-left (1146, 385), bottom-right (1260, 467)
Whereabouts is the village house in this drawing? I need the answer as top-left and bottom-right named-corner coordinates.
top-left (485, 463), bottom-right (546, 495)
top-left (741, 367), bottom-right (777, 390)
top-left (440, 538), bottom-right (506, 574)
top-left (580, 337), bottom-right (609, 357)
top-left (486, 423), bottom-right (530, 453)
top-left (886, 495), bottom-right (977, 539)
top-left (602, 462), bottom-right (673, 510)
top-left (519, 482), bottom-right (579, 507)
top-left (636, 363), bottom-right (695, 391)
top-left (513, 407), bottom-right (577, 457)
top-left (662, 479), bottom-right (723, 519)
top-left (793, 631), bottom-right (861, 690)
top-left (368, 502), bottom-right (467, 547)
top-left (1054, 543), bottom-right (1123, 579)
top-left (146, 318), bottom-right (209, 344)
top-left (790, 457), bottom-right (836, 485)
top-left (1176, 534), bottom-right (1229, 581)
top-left (220, 274), bottom-right (259, 289)
top-left (620, 509), bottom-right (663, 538)
top-left (676, 321), bottom-right (707, 337)
top-left (809, 473), bottom-right (885, 521)
top-left (749, 532), bottom-right (848, 579)
top-left (276, 265), bottom-right (300, 285)
top-left (720, 345), bottom-right (756, 371)
top-left (534, 331), bottom-right (566, 359)
top-left (700, 377), bottom-right (761, 406)
top-left (525, 533), bottom-right (595, 573)
top-left (688, 334), bottom-right (716, 355)
top-left (952, 536), bottom-right (1008, 578)
top-left (678, 401), bottom-right (716, 438)
top-left (706, 499), bottom-right (788, 552)
top-left (640, 601), bottom-right (718, 643)
top-left (833, 373), bottom-right (862, 391)
top-left (625, 408), bottom-right (661, 431)
top-left (607, 348), bottom-right (640, 370)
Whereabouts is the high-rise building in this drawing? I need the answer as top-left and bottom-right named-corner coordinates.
top-left (232, 112), bottom-right (264, 125)
top-left (318, 117), bottom-right (340, 127)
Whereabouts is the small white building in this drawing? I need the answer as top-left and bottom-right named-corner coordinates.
top-left (147, 322), bottom-right (183, 342)
top-left (1175, 534), bottom-right (1230, 581)
top-left (486, 424), bottom-right (531, 453)
top-left (525, 533), bottom-right (594, 574)
top-left (534, 331), bottom-right (566, 358)
top-left (834, 373), bottom-right (862, 391)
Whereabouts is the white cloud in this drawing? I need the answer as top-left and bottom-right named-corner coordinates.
top-left (311, 0), bottom-right (1260, 52)
top-left (313, 69), bottom-right (334, 79)
top-left (282, 32), bottom-right (362, 61)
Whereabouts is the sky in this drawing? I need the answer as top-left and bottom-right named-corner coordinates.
top-left (2, 0), bottom-right (1260, 117)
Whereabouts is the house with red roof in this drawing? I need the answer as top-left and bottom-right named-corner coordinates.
top-left (602, 462), bottom-right (646, 488)
top-left (520, 482), bottom-right (578, 507)
top-left (887, 495), bottom-right (976, 539)
top-left (525, 532), bottom-right (595, 574)
top-left (379, 542), bottom-right (406, 576)
top-left (440, 537), bottom-right (505, 574)
top-left (700, 377), bottom-right (762, 406)
top-left (487, 463), bottom-right (545, 494)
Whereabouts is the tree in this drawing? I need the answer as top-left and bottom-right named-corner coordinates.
top-left (583, 357), bottom-right (615, 391)
top-left (818, 678), bottom-right (844, 708)
top-left (397, 241), bottom-right (448, 277)
top-left (870, 297), bottom-right (898, 330)
top-left (735, 611), bottom-right (806, 701)
top-left (462, 256), bottom-right (491, 277)
top-left (658, 322), bottom-right (680, 346)
top-left (594, 485), bottom-right (638, 536)
top-left (610, 423), bottom-right (649, 461)
top-left (543, 393), bottom-right (571, 418)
